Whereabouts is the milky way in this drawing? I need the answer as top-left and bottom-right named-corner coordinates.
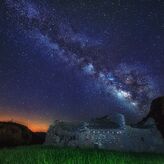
top-left (1, 0), bottom-right (163, 126)
top-left (5, 0), bottom-right (159, 115)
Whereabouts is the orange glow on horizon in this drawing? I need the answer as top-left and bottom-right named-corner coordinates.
top-left (0, 111), bottom-right (50, 132)
top-left (27, 121), bottom-right (49, 132)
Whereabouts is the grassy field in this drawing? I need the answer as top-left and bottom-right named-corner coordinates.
top-left (0, 145), bottom-right (164, 164)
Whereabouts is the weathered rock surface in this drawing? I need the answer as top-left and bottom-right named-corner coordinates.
top-left (45, 115), bottom-right (164, 153)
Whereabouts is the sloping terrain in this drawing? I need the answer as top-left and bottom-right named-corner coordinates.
top-left (0, 122), bottom-right (46, 147)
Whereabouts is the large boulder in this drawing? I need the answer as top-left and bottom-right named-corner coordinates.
top-left (45, 120), bottom-right (80, 147)
top-left (137, 96), bottom-right (164, 137)
top-left (45, 115), bottom-right (164, 153)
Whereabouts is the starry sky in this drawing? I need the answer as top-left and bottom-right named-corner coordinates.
top-left (0, 0), bottom-right (164, 132)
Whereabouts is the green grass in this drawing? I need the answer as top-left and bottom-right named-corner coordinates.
top-left (0, 145), bottom-right (164, 164)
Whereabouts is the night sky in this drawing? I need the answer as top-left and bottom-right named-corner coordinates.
top-left (0, 0), bottom-right (164, 132)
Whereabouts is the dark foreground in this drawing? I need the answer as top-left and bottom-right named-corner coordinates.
top-left (0, 146), bottom-right (164, 164)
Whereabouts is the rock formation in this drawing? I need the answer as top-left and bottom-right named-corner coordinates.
top-left (45, 114), bottom-right (164, 153)
top-left (137, 96), bottom-right (164, 137)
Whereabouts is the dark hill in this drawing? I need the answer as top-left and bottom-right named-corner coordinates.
top-left (0, 121), bottom-right (46, 147)
top-left (137, 96), bottom-right (164, 138)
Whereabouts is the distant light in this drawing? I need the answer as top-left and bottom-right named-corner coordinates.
top-left (117, 92), bottom-right (123, 98)
top-left (107, 73), bottom-right (115, 81)
top-left (83, 63), bottom-right (95, 75)
top-left (116, 90), bottom-right (131, 99)
top-left (131, 102), bottom-right (138, 106)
